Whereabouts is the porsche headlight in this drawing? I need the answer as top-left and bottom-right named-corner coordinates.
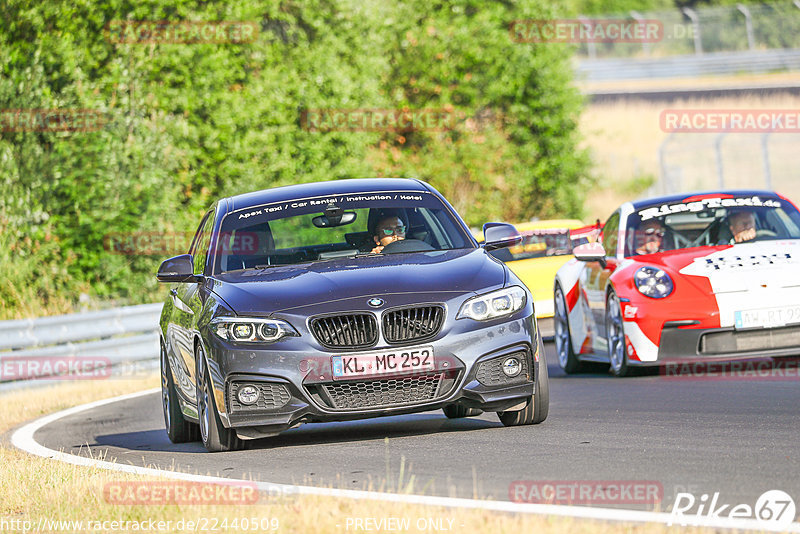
top-left (211, 317), bottom-right (299, 343)
top-left (634, 266), bottom-right (674, 299)
top-left (457, 286), bottom-right (527, 321)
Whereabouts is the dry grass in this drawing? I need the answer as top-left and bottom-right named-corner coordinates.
top-left (0, 377), bottom-right (724, 533)
top-left (579, 92), bottom-right (800, 222)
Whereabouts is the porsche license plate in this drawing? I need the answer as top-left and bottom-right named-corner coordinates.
top-left (332, 346), bottom-right (434, 380)
top-left (734, 306), bottom-right (800, 330)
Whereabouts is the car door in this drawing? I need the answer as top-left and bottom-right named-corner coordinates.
top-left (580, 211), bottom-right (621, 354)
top-left (170, 208), bottom-right (215, 401)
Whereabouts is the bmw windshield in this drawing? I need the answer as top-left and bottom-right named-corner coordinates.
top-left (213, 191), bottom-right (475, 273)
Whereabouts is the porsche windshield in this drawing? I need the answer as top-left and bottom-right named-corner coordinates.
top-left (624, 195), bottom-right (800, 257)
top-left (213, 191), bottom-right (474, 272)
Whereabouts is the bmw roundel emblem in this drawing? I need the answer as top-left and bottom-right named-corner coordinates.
top-left (367, 298), bottom-right (384, 308)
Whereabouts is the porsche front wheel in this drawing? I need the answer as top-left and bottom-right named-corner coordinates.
top-left (554, 284), bottom-right (582, 374)
top-left (605, 289), bottom-right (631, 377)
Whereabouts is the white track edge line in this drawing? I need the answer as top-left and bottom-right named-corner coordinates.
top-left (10, 388), bottom-right (800, 533)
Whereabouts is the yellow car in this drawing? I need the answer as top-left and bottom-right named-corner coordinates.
top-left (476, 219), bottom-right (585, 338)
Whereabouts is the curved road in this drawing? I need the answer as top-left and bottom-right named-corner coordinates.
top-left (31, 343), bottom-right (800, 515)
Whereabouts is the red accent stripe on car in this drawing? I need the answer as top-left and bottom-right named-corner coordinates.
top-left (625, 336), bottom-right (641, 361)
top-left (682, 193), bottom-right (734, 202)
top-left (579, 335), bottom-right (593, 354)
top-left (565, 282), bottom-right (580, 311)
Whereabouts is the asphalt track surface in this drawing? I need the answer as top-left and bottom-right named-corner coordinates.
top-left (31, 342), bottom-right (800, 514)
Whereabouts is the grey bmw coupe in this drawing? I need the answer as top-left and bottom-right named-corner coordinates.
top-left (157, 178), bottom-right (549, 451)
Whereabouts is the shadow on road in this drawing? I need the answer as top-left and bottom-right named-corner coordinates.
top-left (543, 342), bottom-right (661, 379)
top-left (93, 412), bottom-right (502, 454)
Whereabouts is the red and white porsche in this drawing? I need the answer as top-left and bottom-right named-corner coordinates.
top-left (553, 190), bottom-right (800, 376)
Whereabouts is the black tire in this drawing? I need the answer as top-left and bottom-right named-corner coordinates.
top-left (161, 340), bottom-right (199, 443)
top-left (196, 344), bottom-right (245, 452)
top-left (605, 289), bottom-right (631, 377)
top-left (554, 284), bottom-right (583, 374)
top-left (498, 330), bottom-right (549, 426)
top-left (442, 405), bottom-right (483, 418)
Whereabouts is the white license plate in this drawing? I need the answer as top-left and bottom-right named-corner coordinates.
top-left (331, 346), bottom-right (434, 380)
top-left (734, 306), bottom-right (800, 329)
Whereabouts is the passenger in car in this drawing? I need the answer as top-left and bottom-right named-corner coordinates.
top-left (370, 213), bottom-right (406, 253)
top-left (635, 219), bottom-right (666, 255)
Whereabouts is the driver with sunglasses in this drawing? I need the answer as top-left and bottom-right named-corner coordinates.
top-left (370, 214), bottom-right (407, 254)
top-left (635, 219), bottom-right (666, 255)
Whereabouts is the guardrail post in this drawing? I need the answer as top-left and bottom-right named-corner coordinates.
top-left (578, 16), bottom-right (597, 59)
top-left (736, 4), bottom-right (756, 52)
top-left (714, 133), bottom-right (726, 188)
top-left (630, 11), bottom-right (651, 56)
top-left (658, 132), bottom-right (679, 195)
top-left (761, 133), bottom-right (772, 190)
top-left (681, 7), bottom-right (703, 55)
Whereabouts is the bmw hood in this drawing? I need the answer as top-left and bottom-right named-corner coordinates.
top-left (211, 248), bottom-right (507, 315)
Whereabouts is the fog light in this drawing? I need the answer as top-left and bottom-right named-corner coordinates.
top-left (237, 385), bottom-right (259, 405)
top-left (502, 357), bottom-right (521, 377)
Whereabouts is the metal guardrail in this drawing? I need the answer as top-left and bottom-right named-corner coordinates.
top-left (575, 48), bottom-right (800, 81)
top-left (0, 303), bottom-right (162, 385)
top-left (574, 3), bottom-right (800, 59)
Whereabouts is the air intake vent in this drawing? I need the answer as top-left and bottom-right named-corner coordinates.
top-left (310, 313), bottom-right (378, 349)
top-left (307, 370), bottom-right (459, 411)
top-left (383, 306), bottom-right (444, 344)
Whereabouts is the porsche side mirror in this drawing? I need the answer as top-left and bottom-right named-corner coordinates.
top-left (573, 242), bottom-right (607, 267)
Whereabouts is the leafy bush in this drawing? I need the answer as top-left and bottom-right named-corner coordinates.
top-left (0, 0), bottom-right (590, 317)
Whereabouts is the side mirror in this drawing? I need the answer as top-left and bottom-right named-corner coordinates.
top-left (157, 254), bottom-right (201, 283)
top-left (573, 242), bottom-right (607, 267)
top-left (482, 222), bottom-right (522, 251)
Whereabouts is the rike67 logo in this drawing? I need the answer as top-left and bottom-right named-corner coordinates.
top-left (670, 490), bottom-right (796, 529)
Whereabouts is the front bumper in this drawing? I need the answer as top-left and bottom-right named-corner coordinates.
top-left (656, 323), bottom-right (800, 362)
top-left (202, 314), bottom-right (539, 439)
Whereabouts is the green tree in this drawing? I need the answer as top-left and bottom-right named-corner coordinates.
top-left (366, 0), bottom-right (590, 224)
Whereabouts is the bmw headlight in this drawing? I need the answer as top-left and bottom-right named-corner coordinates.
top-left (634, 266), bottom-right (674, 299)
top-left (457, 286), bottom-right (527, 321)
top-left (211, 317), bottom-right (299, 343)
